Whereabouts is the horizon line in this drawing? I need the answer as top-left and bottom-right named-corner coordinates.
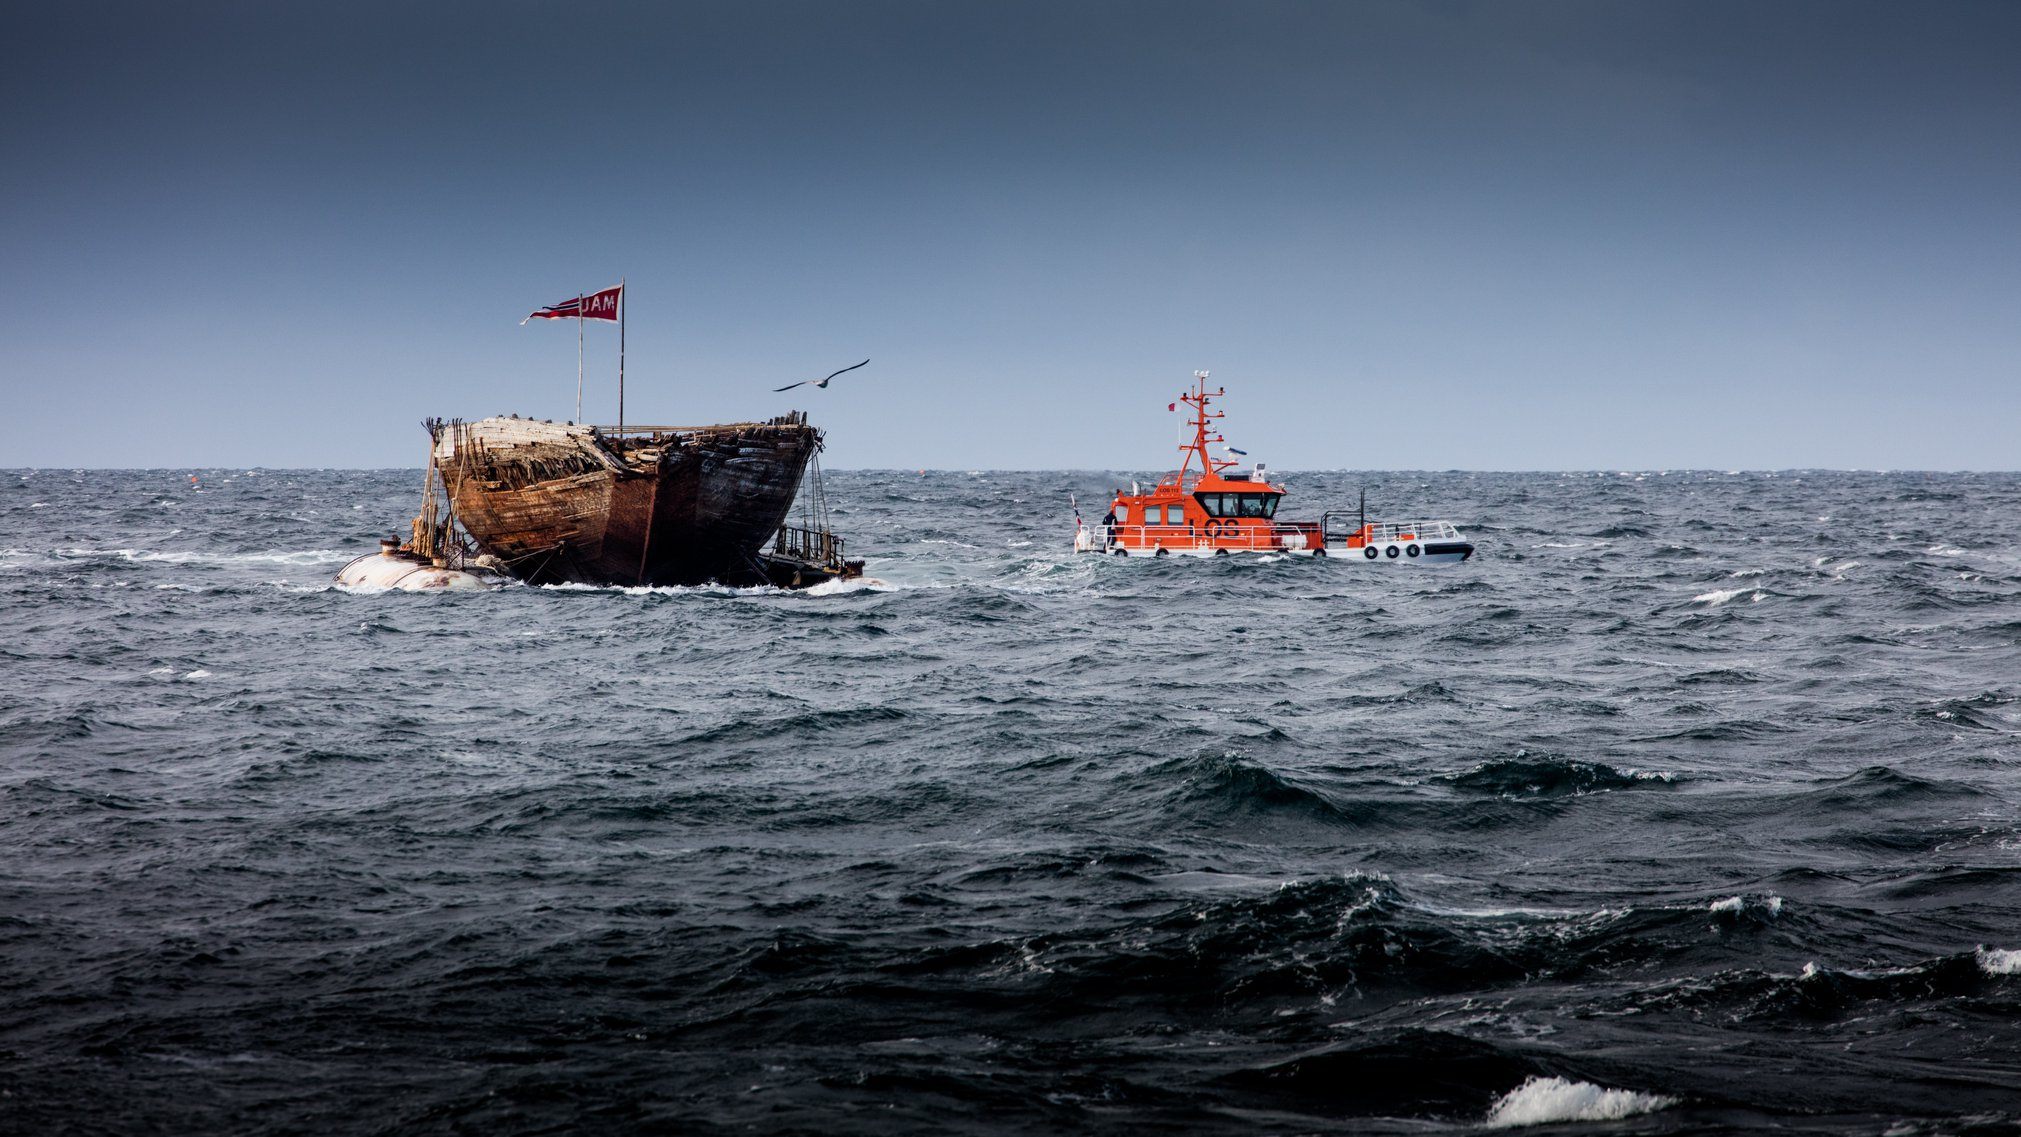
top-left (9, 466), bottom-right (2021, 476)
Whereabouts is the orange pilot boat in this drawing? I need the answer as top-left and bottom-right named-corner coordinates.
top-left (1073, 372), bottom-right (1475, 563)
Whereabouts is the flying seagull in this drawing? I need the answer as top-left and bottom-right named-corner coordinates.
top-left (774, 358), bottom-right (870, 393)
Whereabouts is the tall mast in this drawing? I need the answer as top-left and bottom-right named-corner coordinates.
top-left (1176, 370), bottom-right (1227, 488)
top-left (575, 294), bottom-right (584, 424)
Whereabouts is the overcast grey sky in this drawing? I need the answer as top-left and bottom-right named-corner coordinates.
top-left (3, 1), bottom-right (2016, 469)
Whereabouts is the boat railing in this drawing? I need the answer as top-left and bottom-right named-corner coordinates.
top-left (1094, 518), bottom-right (1459, 550)
top-left (1361, 520), bottom-right (1460, 542)
top-left (1317, 512), bottom-right (1459, 540)
top-left (594, 411), bottom-right (811, 438)
top-left (1097, 523), bottom-right (1309, 551)
top-left (775, 523), bottom-right (845, 566)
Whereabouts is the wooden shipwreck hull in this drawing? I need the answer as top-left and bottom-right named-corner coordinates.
top-left (429, 413), bottom-right (821, 587)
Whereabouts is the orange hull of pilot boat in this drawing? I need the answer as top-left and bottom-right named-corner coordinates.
top-left (1072, 372), bottom-right (1475, 563)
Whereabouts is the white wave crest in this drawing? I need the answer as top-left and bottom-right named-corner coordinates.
top-left (543, 581), bottom-right (761, 597)
top-left (1485, 1076), bottom-right (1676, 1128)
top-left (1710, 894), bottom-right (1783, 916)
top-left (1977, 947), bottom-right (2021, 975)
top-left (1692, 587), bottom-right (1763, 606)
top-left (540, 577), bottom-right (898, 599)
top-left (801, 576), bottom-right (896, 596)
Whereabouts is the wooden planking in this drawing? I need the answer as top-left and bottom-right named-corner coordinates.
top-left (436, 412), bottom-right (824, 587)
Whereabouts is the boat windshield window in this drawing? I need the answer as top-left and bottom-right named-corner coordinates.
top-left (1195, 492), bottom-right (1225, 517)
top-left (1233, 494), bottom-right (1279, 519)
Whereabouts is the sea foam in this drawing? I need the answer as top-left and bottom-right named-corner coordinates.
top-left (1710, 894), bottom-right (1783, 916)
top-left (1977, 947), bottom-right (2021, 975)
top-left (1484, 1076), bottom-right (1677, 1128)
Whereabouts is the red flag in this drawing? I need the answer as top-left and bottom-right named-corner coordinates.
top-left (1168, 402), bottom-right (1176, 411)
top-left (522, 283), bottom-right (622, 324)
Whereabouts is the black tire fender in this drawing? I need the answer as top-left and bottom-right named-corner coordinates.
top-left (1406, 543), bottom-right (1420, 558)
top-left (1385, 544), bottom-right (1400, 559)
top-left (1364, 546), bottom-right (1379, 560)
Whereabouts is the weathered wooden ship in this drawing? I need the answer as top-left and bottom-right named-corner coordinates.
top-left (407, 412), bottom-right (862, 589)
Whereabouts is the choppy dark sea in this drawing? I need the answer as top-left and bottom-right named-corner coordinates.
top-left (4, 467), bottom-right (2020, 1136)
